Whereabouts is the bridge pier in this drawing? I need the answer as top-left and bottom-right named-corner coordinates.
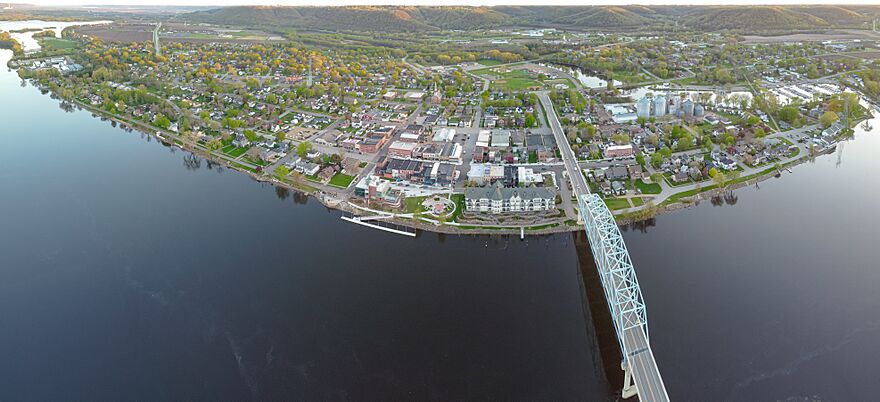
top-left (621, 361), bottom-right (638, 399)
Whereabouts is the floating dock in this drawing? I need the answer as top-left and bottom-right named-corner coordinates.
top-left (341, 216), bottom-right (416, 237)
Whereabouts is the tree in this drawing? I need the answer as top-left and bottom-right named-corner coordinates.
top-left (275, 131), bottom-right (286, 142)
top-left (676, 134), bottom-right (694, 151)
top-left (712, 170), bottom-right (726, 188)
top-left (650, 152), bottom-right (663, 168)
top-left (274, 165), bottom-right (290, 179)
top-left (153, 114), bottom-right (171, 130)
top-left (635, 153), bottom-right (645, 167)
top-left (524, 114), bottom-right (537, 128)
top-left (778, 106), bottom-right (800, 124)
top-left (754, 127), bottom-right (766, 138)
top-left (819, 111), bottom-right (839, 128)
top-left (297, 141), bottom-right (313, 158)
top-left (243, 129), bottom-right (257, 142)
top-left (206, 138), bottom-right (223, 151)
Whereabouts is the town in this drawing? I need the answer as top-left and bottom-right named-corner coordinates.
top-left (8, 17), bottom-right (879, 234)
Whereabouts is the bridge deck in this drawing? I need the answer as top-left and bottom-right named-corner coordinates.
top-left (624, 327), bottom-right (669, 401)
top-left (539, 92), bottom-right (668, 401)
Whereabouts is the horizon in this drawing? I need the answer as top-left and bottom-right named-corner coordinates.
top-left (15, 1), bottom-right (880, 8)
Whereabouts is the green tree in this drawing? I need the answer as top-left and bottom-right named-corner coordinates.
top-left (274, 165), bottom-right (290, 179)
top-left (153, 114), bottom-right (171, 130)
top-left (635, 153), bottom-right (645, 167)
top-left (819, 111), bottom-right (839, 128)
top-left (778, 106), bottom-right (800, 124)
top-left (297, 141), bottom-right (313, 159)
top-left (650, 152), bottom-right (663, 168)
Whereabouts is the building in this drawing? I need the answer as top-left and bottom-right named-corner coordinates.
top-left (432, 127), bottom-right (456, 142)
top-left (354, 175), bottom-right (402, 207)
top-left (388, 141), bottom-right (419, 158)
top-left (604, 144), bottom-right (635, 159)
top-left (464, 182), bottom-right (556, 214)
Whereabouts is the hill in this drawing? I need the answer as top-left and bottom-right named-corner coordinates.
top-left (183, 5), bottom-right (878, 33)
top-left (682, 6), bottom-right (871, 31)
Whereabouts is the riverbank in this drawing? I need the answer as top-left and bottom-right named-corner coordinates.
top-left (9, 49), bottom-right (859, 236)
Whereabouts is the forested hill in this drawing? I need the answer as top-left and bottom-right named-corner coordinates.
top-left (184, 5), bottom-right (880, 33)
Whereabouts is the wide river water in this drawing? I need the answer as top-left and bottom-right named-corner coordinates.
top-left (3, 38), bottom-right (880, 400)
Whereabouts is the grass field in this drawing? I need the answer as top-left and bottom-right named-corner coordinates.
top-left (40, 38), bottom-right (79, 50)
top-left (404, 196), bottom-right (428, 214)
top-left (328, 172), bottom-right (355, 188)
top-left (604, 197), bottom-right (632, 210)
top-left (223, 146), bottom-right (249, 158)
top-left (634, 179), bottom-right (662, 194)
top-left (477, 59), bottom-right (504, 66)
top-left (495, 77), bottom-right (540, 90)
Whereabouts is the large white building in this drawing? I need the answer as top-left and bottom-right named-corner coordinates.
top-left (465, 182), bottom-right (555, 214)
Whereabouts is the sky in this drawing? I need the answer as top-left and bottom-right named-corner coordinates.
top-left (18, 0), bottom-right (880, 7)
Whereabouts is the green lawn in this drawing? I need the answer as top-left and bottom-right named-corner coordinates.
top-left (328, 172), bottom-right (355, 188)
top-left (448, 194), bottom-right (465, 222)
top-left (40, 38), bottom-right (79, 50)
top-left (634, 179), bottom-right (662, 194)
top-left (528, 151), bottom-right (538, 163)
top-left (493, 77), bottom-right (540, 90)
top-left (603, 197), bottom-right (632, 210)
top-left (404, 196), bottom-right (428, 214)
top-left (224, 146), bottom-right (249, 158)
top-left (631, 197), bottom-right (646, 207)
top-left (477, 59), bottom-right (504, 66)
top-left (243, 156), bottom-right (268, 167)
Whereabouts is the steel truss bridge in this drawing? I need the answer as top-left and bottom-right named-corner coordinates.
top-left (538, 92), bottom-right (669, 401)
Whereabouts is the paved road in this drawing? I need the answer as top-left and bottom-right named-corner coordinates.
top-left (537, 91), bottom-right (589, 197)
top-left (624, 327), bottom-right (670, 402)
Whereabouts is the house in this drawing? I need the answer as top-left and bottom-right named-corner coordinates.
top-left (318, 165), bottom-right (339, 182)
top-left (232, 134), bottom-right (250, 148)
top-left (600, 181), bottom-right (613, 196)
top-left (606, 166), bottom-right (630, 180)
top-left (672, 171), bottom-right (689, 183)
top-left (611, 181), bottom-right (626, 196)
top-left (464, 182), bottom-right (556, 214)
top-left (717, 157), bottom-right (738, 170)
top-left (627, 164), bottom-right (643, 180)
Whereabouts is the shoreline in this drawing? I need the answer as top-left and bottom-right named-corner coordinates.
top-left (9, 56), bottom-right (854, 237)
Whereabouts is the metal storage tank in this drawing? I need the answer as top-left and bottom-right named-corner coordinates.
top-left (682, 99), bottom-right (695, 116)
top-left (694, 104), bottom-right (705, 117)
top-left (654, 96), bottom-right (667, 116)
top-left (636, 97), bottom-right (651, 118)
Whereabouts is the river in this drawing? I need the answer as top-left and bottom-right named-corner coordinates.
top-left (3, 24), bottom-right (880, 400)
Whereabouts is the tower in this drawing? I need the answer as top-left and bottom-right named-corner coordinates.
top-left (307, 57), bottom-right (313, 87)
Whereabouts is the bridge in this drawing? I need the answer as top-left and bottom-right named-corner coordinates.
top-left (538, 92), bottom-right (669, 401)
